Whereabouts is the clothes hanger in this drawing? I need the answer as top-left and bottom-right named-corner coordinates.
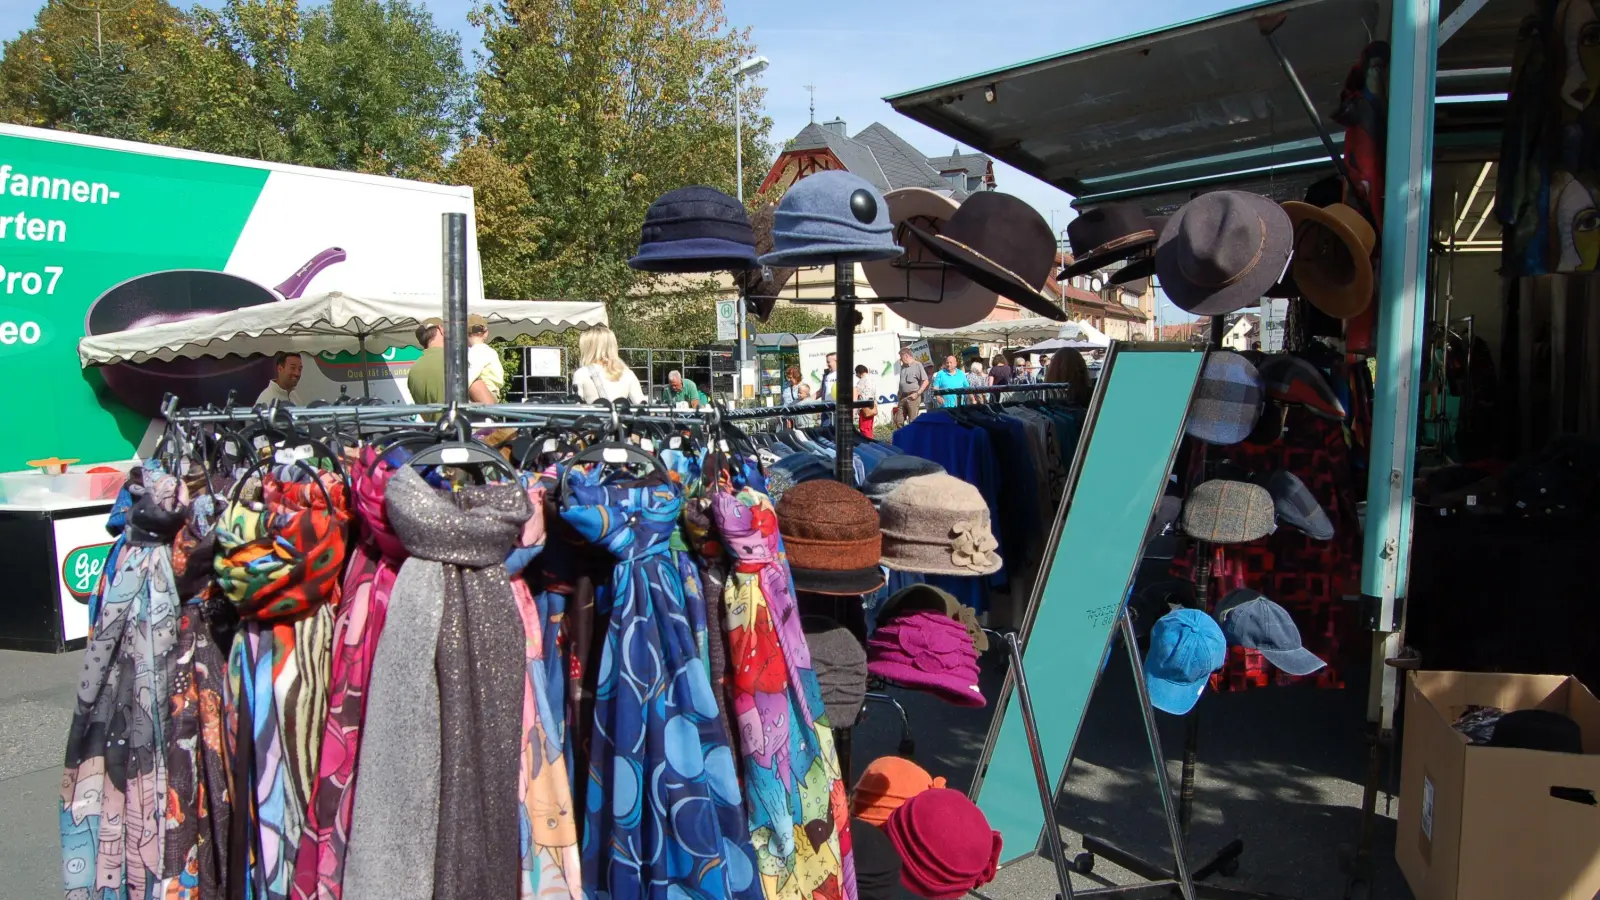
top-left (559, 400), bottom-right (671, 500)
top-left (406, 402), bottom-right (519, 484)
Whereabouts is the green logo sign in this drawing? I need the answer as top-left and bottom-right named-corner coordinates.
top-left (62, 542), bottom-right (113, 598)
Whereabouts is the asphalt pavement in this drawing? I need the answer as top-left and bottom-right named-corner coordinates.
top-left (2, 624), bottom-right (1414, 900)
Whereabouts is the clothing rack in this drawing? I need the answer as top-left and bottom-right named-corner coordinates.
top-left (929, 381), bottom-right (1075, 398)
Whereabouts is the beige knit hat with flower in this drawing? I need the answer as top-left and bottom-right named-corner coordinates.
top-left (879, 473), bottom-right (1002, 577)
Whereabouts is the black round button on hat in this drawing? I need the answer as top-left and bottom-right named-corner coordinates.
top-left (850, 189), bottom-right (878, 223)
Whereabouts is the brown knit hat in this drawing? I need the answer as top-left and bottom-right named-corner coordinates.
top-left (879, 474), bottom-right (1002, 577)
top-left (777, 480), bottom-right (887, 596)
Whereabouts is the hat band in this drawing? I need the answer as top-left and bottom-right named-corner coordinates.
top-left (932, 234), bottom-right (1048, 294)
top-left (1178, 218), bottom-right (1267, 290)
top-left (783, 531), bottom-right (883, 571)
top-left (1083, 228), bottom-right (1157, 260)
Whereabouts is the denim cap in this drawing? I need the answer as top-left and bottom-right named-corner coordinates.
top-left (1214, 589), bottom-right (1326, 676)
top-left (1144, 607), bottom-right (1227, 714)
top-left (629, 185), bottom-right (759, 273)
top-left (759, 171), bottom-right (902, 267)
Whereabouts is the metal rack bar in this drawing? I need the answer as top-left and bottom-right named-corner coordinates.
top-left (930, 381), bottom-right (1075, 396)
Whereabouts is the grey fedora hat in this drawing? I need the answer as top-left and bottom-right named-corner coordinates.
top-left (1156, 191), bottom-right (1292, 316)
top-left (757, 171), bottom-right (902, 267)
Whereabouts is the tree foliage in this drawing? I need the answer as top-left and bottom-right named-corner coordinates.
top-left (464, 0), bottom-right (773, 347)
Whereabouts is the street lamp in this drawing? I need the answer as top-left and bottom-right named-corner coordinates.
top-left (733, 55), bottom-right (768, 398)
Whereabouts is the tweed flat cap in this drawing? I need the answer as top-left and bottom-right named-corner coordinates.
top-left (1185, 351), bottom-right (1264, 446)
top-left (1182, 479), bottom-right (1276, 544)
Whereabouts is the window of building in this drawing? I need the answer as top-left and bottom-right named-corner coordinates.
top-left (942, 171), bottom-right (964, 190)
top-left (967, 174), bottom-right (982, 191)
top-left (872, 311), bottom-right (885, 331)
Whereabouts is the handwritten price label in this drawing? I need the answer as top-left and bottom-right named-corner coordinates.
top-left (62, 542), bottom-right (113, 599)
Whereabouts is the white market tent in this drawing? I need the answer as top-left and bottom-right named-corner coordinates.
top-left (1026, 321), bottom-right (1111, 352)
top-left (918, 315), bottom-right (1065, 345)
top-left (78, 291), bottom-right (608, 366)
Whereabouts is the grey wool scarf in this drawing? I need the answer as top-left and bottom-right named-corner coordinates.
top-left (342, 466), bottom-right (531, 900)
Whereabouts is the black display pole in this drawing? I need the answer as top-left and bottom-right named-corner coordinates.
top-left (833, 260), bottom-right (856, 486)
top-left (442, 212), bottom-right (470, 404)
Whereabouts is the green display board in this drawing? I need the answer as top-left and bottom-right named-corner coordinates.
top-left (970, 343), bottom-right (1205, 860)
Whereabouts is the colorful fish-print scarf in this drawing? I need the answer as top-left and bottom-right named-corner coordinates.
top-left (62, 471), bottom-right (188, 900)
top-left (712, 488), bottom-right (854, 900)
top-left (559, 473), bottom-right (762, 900)
top-left (290, 451), bottom-right (405, 900)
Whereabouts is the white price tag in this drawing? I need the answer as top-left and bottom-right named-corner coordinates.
top-left (223, 441), bottom-right (237, 456)
top-left (640, 438), bottom-right (655, 453)
top-left (273, 444), bottom-right (315, 464)
top-left (440, 447), bottom-right (470, 465)
top-left (543, 438), bottom-right (559, 453)
top-left (669, 436), bottom-right (683, 450)
top-left (602, 447), bottom-right (629, 464)
top-left (1466, 495), bottom-right (1477, 507)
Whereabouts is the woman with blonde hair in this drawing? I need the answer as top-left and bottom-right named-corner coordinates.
top-left (572, 324), bottom-right (646, 404)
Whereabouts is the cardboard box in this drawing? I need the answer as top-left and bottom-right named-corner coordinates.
top-left (1396, 672), bottom-right (1600, 900)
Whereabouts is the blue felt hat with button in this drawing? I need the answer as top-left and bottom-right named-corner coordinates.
top-left (758, 171), bottom-right (902, 267)
top-left (1144, 607), bottom-right (1227, 715)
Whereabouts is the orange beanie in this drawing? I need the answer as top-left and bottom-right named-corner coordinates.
top-left (850, 756), bottom-right (947, 826)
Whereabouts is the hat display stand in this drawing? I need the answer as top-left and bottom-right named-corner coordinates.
top-left (1070, 328), bottom-right (1302, 900)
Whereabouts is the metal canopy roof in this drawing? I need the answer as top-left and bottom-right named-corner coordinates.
top-left (885, 0), bottom-right (1519, 206)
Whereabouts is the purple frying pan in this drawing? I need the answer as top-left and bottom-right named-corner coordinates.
top-left (85, 247), bottom-right (347, 416)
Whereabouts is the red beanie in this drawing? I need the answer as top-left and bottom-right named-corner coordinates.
top-left (883, 788), bottom-right (1002, 900)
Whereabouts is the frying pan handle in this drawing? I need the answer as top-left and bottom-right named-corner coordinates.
top-left (273, 247), bottom-right (347, 299)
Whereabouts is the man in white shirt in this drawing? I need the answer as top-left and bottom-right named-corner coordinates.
top-left (256, 352), bottom-right (303, 406)
top-left (819, 352), bottom-right (838, 425)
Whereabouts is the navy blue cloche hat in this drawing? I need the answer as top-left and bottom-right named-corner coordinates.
top-left (758, 171), bottom-right (902, 267)
top-left (629, 186), bottom-right (760, 273)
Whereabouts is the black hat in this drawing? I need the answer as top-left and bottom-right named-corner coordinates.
top-left (851, 818), bottom-right (904, 900)
top-left (1156, 191), bottom-right (1293, 316)
top-left (801, 616), bottom-right (869, 727)
top-left (1060, 203), bottom-right (1159, 278)
top-left (1106, 215), bottom-right (1169, 287)
top-left (629, 186), bottom-right (759, 273)
top-left (1488, 709), bottom-right (1584, 754)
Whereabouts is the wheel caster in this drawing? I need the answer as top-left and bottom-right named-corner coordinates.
top-left (1218, 857), bottom-right (1240, 877)
top-left (1072, 852), bottom-right (1094, 874)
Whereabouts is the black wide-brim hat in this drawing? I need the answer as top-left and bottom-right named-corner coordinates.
top-left (1156, 191), bottom-right (1293, 316)
top-left (629, 185), bottom-right (760, 273)
top-left (904, 192), bottom-right (1066, 322)
top-left (1060, 202), bottom-right (1158, 279)
top-left (1107, 215), bottom-right (1169, 286)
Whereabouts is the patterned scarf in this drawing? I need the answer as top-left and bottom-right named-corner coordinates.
top-left (290, 451), bottom-right (404, 900)
top-left (559, 473), bottom-right (762, 900)
top-left (218, 470), bottom-right (349, 900)
top-left (712, 488), bottom-right (854, 900)
top-left (61, 471), bottom-right (188, 900)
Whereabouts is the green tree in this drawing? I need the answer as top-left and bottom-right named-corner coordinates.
top-left (466, 0), bottom-right (772, 347)
top-left (0, 0), bottom-right (182, 135)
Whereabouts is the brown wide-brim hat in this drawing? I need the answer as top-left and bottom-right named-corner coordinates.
top-left (1282, 201), bottom-right (1375, 319)
top-left (1060, 203), bottom-right (1159, 279)
top-left (863, 187), bottom-right (996, 327)
top-left (1156, 191), bottom-right (1293, 316)
top-left (906, 192), bottom-right (1067, 323)
top-left (1106, 215), bottom-right (1168, 287)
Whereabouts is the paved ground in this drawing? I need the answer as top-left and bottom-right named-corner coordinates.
top-left (1, 629), bottom-right (1413, 900)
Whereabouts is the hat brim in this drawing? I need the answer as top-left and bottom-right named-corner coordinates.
top-left (881, 550), bottom-right (1003, 578)
top-left (863, 188), bottom-right (983, 307)
top-left (758, 241), bottom-right (904, 268)
top-left (1258, 645), bottom-right (1328, 677)
top-left (628, 238), bottom-right (759, 273)
top-left (1108, 256), bottom-right (1156, 286)
top-left (789, 565), bottom-right (888, 597)
top-left (1058, 230), bottom-right (1158, 279)
top-left (1282, 202), bottom-right (1374, 319)
top-left (912, 228), bottom-right (1067, 321)
top-left (1156, 193), bottom-right (1292, 316)
top-left (868, 659), bottom-right (986, 707)
top-left (1144, 669), bottom-right (1209, 715)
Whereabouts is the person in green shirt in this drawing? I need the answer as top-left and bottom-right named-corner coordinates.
top-left (662, 369), bottom-right (706, 408)
top-left (407, 320), bottom-right (446, 404)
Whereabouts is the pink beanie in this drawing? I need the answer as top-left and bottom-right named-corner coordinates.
top-left (867, 610), bottom-right (985, 707)
top-left (884, 788), bottom-right (1002, 899)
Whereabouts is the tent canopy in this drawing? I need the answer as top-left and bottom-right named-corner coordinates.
top-left (919, 316), bottom-right (1065, 344)
top-left (77, 292), bottom-right (608, 366)
top-left (1027, 321), bottom-right (1111, 351)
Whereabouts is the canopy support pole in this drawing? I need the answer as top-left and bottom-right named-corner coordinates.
top-left (1257, 16), bottom-right (1366, 213)
top-left (359, 332), bottom-right (372, 399)
top-left (443, 212), bottom-right (470, 403)
top-left (833, 261), bottom-right (856, 486)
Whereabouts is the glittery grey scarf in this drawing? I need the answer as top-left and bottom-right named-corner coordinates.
top-left (343, 467), bottom-right (530, 900)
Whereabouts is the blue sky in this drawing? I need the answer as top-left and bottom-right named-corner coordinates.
top-left (3, 0), bottom-right (1239, 321)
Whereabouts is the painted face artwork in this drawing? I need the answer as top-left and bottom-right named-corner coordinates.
top-left (1553, 171), bottom-right (1600, 270)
